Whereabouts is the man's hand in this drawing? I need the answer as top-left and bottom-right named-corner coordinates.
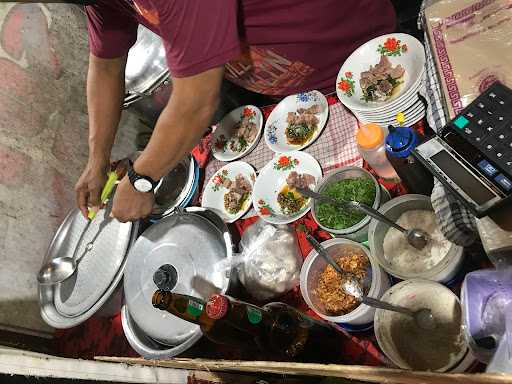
top-left (111, 176), bottom-right (155, 222)
top-left (75, 160), bottom-right (109, 218)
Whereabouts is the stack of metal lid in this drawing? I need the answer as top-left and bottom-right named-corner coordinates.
top-left (39, 209), bottom-right (138, 328)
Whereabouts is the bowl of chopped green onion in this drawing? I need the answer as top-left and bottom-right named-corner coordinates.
top-left (311, 167), bottom-right (389, 241)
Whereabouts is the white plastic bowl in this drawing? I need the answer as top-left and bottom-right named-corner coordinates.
top-left (368, 194), bottom-right (464, 283)
top-left (300, 238), bottom-right (390, 330)
top-left (375, 279), bottom-right (470, 372)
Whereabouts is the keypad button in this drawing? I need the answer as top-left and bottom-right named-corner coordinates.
top-left (454, 115), bottom-right (470, 129)
top-left (495, 174), bottom-right (512, 192)
top-left (478, 159), bottom-right (499, 177)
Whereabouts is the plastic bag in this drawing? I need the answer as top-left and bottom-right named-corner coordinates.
top-left (237, 219), bottom-right (303, 301)
top-left (487, 301), bottom-right (512, 373)
top-left (423, 0), bottom-right (512, 118)
top-left (476, 216), bottom-right (512, 268)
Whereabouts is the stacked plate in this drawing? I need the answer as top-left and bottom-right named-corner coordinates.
top-left (336, 33), bottom-right (427, 127)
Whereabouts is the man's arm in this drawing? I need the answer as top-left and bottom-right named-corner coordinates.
top-left (111, 66), bottom-right (224, 222)
top-left (75, 54), bottom-right (126, 217)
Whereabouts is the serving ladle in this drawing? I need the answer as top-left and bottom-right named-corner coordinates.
top-left (295, 186), bottom-right (430, 250)
top-left (306, 234), bottom-right (436, 330)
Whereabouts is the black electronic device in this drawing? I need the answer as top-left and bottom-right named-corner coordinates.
top-left (413, 82), bottom-right (512, 217)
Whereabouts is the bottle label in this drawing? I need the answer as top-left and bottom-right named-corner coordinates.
top-left (246, 307), bottom-right (263, 324)
top-left (205, 294), bottom-right (228, 319)
top-left (186, 299), bottom-right (204, 317)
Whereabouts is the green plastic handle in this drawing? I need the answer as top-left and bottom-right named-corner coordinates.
top-left (87, 171), bottom-right (118, 220)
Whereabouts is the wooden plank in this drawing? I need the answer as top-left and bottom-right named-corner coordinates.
top-left (95, 357), bottom-right (512, 384)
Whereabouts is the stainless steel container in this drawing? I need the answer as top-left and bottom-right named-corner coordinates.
top-left (311, 166), bottom-right (390, 242)
top-left (121, 207), bottom-right (234, 359)
top-left (123, 26), bottom-right (171, 125)
top-left (39, 209), bottom-right (139, 328)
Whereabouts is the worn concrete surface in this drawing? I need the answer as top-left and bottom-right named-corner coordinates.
top-left (0, 3), bottom-right (143, 333)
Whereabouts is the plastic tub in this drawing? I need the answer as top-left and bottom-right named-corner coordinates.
top-left (300, 238), bottom-right (390, 331)
top-left (374, 279), bottom-right (471, 372)
top-left (311, 167), bottom-right (390, 242)
top-left (368, 194), bottom-right (464, 283)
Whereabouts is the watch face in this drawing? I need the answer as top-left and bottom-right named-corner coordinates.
top-left (134, 178), bottom-right (153, 193)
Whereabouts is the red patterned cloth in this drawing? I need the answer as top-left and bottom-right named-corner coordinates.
top-left (202, 95), bottom-right (363, 185)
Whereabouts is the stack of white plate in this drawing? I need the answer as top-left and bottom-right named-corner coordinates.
top-left (336, 33), bottom-right (426, 127)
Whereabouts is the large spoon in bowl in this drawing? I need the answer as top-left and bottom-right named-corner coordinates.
top-left (306, 234), bottom-right (436, 330)
top-left (295, 186), bottom-right (429, 250)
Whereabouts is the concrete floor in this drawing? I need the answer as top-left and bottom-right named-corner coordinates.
top-left (0, 4), bottom-right (142, 333)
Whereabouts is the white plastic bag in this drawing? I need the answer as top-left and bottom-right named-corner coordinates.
top-left (237, 219), bottom-right (303, 301)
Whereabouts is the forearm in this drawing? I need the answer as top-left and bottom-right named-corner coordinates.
top-left (86, 54), bottom-right (126, 165)
top-left (134, 94), bottom-right (217, 180)
top-left (133, 67), bottom-right (223, 180)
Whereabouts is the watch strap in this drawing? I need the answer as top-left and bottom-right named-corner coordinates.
top-left (127, 163), bottom-right (159, 192)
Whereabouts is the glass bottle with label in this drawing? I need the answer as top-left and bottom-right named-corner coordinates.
top-left (153, 290), bottom-right (349, 363)
top-left (151, 290), bottom-right (258, 349)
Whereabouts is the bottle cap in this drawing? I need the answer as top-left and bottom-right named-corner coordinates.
top-left (206, 294), bottom-right (229, 320)
top-left (385, 126), bottom-right (418, 158)
top-left (356, 123), bottom-right (385, 149)
top-left (396, 112), bottom-right (406, 126)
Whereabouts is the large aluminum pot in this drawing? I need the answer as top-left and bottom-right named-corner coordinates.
top-left (121, 207), bottom-right (235, 359)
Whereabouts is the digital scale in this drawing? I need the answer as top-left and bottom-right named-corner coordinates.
top-left (413, 82), bottom-right (512, 218)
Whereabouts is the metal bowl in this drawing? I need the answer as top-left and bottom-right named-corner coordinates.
top-left (311, 166), bottom-right (388, 242)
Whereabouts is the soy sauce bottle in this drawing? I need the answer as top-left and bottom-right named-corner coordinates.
top-left (385, 125), bottom-right (434, 195)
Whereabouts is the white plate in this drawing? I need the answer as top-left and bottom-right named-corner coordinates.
top-left (252, 151), bottom-right (322, 225)
top-left (354, 99), bottom-right (425, 124)
top-left (212, 105), bottom-right (263, 162)
top-left (354, 105), bottom-right (425, 126)
top-left (354, 81), bottom-right (425, 119)
top-left (264, 91), bottom-right (329, 153)
top-left (336, 33), bottom-right (425, 112)
top-left (201, 161), bottom-right (256, 223)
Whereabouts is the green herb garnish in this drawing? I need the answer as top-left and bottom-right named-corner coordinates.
top-left (316, 177), bottom-right (376, 229)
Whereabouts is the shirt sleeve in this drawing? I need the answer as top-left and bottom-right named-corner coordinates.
top-left (152, 0), bottom-right (241, 78)
top-left (85, 3), bottom-right (139, 59)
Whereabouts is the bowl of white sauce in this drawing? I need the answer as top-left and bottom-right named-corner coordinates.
top-left (375, 279), bottom-right (470, 372)
top-left (368, 194), bottom-right (464, 283)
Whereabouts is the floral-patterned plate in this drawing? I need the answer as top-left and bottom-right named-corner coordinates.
top-left (202, 161), bottom-right (256, 223)
top-left (336, 33), bottom-right (425, 112)
top-left (212, 105), bottom-right (263, 162)
top-left (252, 151), bottom-right (322, 225)
top-left (263, 90), bottom-right (329, 153)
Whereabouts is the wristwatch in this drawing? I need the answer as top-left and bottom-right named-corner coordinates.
top-left (127, 163), bottom-right (160, 193)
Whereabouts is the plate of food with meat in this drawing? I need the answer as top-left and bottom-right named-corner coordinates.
top-left (264, 90), bottom-right (329, 153)
top-left (212, 105), bottom-right (264, 162)
top-left (202, 161), bottom-right (256, 223)
top-left (252, 151), bottom-right (322, 225)
top-left (335, 33), bottom-right (425, 112)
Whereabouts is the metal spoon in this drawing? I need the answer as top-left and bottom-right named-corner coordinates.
top-left (37, 184), bottom-right (116, 285)
top-left (306, 234), bottom-right (436, 330)
top-left (296, 186), bottom-right (430, 250)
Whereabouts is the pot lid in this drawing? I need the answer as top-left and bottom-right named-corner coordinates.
top-left (124, 210), bottom-right (230, 347)
top-left (39, 209), bottom-right (137, 328)
top-left (125, 25), bottom-right (168, 95)
top-left (151, 156), bottom-right (195, 217)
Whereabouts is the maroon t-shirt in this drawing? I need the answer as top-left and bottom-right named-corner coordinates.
top-left (86, 0), bottom-right (396, 96)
